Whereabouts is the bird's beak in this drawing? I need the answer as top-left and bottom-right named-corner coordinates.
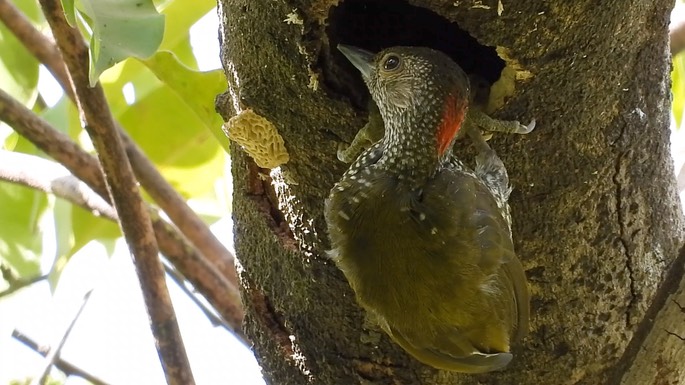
top-left (338, 44), bottom-right (375, 80)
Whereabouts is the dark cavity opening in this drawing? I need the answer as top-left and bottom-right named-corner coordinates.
top-left (323, 0), bottom-right (504, 108)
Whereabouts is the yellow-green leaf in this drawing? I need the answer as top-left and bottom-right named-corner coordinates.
top-left (118, 85), bottom-right (224, 197)
top-left (77, 0), bottom-right (165, 85)
top-left (41, 96), bottom-right (81, 139)
top-left (158, 0), bottom-right (215, 53)
top-left (0, 182), bottom-right (47, 278)
top-left (61, 0), bottom-right (77, 26)
top-left (141, 51), bottom-right (229, 153)
top-left (70, 204), bottom-right (120, 258)
top-left (49, 202), bottom-right (120, 291)
top-left (0, 0), bottom-right (42, 106)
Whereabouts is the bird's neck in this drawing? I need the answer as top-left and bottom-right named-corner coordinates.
top-left (377, 107), bottom-right (443, 188)
top-left (376, 92), bottom-right (468, 189)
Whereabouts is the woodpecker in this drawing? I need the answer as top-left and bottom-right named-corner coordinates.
top-left (325, 45), bottom-right (530, 373)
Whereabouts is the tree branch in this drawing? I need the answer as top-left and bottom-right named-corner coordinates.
top-left (672, 18), bottom-right (685, 56)
top-left (30, 290), bottom-right (93, 385)
top-left (0, 87), bottom-right (245, 342)
top-left (0, 0), bottom-right (239, 288)
top-left (162, 259), bottom-right (232, 331)
top-left (37, 1), bottom-right (196, 383)
top-left (668, 11), bottom-right (685, 56)
top-left (0, 150), bottom-right (117, 219)
top-left (13, 329), bottom-right (110, 385)
top-left (0, 263), bottom-right (48, 298)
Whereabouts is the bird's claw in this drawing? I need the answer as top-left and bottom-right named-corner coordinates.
top-left (518, 119), bottom-right (536, 134)
top-left (481, 131), bottom-right (493, 141)
top-left (500, 118), bottom-right (535, 135)
top-left (337, 142), bottom-right (354, 163)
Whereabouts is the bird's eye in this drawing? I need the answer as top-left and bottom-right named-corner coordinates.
top-left (383, 54), bottom-right (401, 71)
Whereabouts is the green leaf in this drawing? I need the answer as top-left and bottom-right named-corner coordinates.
top-left (3, 131), bottom-right (19, 151)
top-left (10, 133), bottom-right (40, 156)
top-left (118, 85), bottom-right (224, 197)
top-left (673, 53), bottom-right (685, 129)
top-left (70, 204), bottom-right (121, 254)
top-left (99, 34), bottom-right (198, 120)
top-left (169, 35), bottom-right (198, 70)
top-left (48, 201), bottom-right (120, 289)
top-left (0, 182), bottom-right (47, 278)
top-left (4, 122), bottom-right (40, 155)
top-left (97, 2), bottom-right (216, 116)
top-left (77, 0), bottom-right (165, 85)
top-left (141, 51), bottom-right (230, 153)
top-left (40, 95), bottom-right (82, 140)
top-left (48, 198), bottom-right (74, 291)
top-left (61, 0), bottom-right (77, 26)
top-left (158, 0), bottom-right (215, 53)
top-left (101, 59), bottom-right (160, 118)
top-left (0, 0), bottom-right (42, 106)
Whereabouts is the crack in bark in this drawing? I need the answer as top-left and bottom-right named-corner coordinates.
top-left (663, 329), bottom-right (685, 342)
top-left (245, 159), bottom-right (298, 251)
top-left (248, 286), bottom-right (295, 359)
top-left (613, 145), bottom-right (637, 327)
top-left (248, 286), bottom-right (315, 382)
top-left (673, 299), bottom-right (685, 313)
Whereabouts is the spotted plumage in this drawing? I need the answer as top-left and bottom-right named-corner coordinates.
top-left (325, 45), bottom-right (530, 373)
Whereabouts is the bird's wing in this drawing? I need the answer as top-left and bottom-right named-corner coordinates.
top-left (420, 168), bottom-right (529, 342)
top-left (387, 324), bottom-right (513, 373)
top-left (471, 175), bottom-right (530, 342)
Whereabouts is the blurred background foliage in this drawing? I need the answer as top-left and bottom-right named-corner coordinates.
top-left (0, 0), bottom-right (230, 292)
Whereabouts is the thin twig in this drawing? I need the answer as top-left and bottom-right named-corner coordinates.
top-left (13, 329), bottom-right (110, 385)
top-left (0, 275), bottom-right (49, 298)
top-left (0, 87), bottom-right (246, 342)
top-left (30, 290), bottom-right (93, 385)
top-left (0, 0), bottom-right (239, 288)
top-left (0, 263), bottom-right (48, 298)
top-left (672, 3), bottom-right (685, 56)
top-left (162, 259), bottom-right (231, 330)
top-left (38, 1), bottom-right (195, 383)
top-left (0, 150), bottom-right (117, 219)
top-left (673, 21), bottom-right (685, 56)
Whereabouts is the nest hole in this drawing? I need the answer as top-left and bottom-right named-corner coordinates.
top-left (323, 0), bottom-right (505, 108)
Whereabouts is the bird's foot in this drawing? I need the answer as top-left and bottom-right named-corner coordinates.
top-left (337, 123), bottom-right (380, 163)
top-left (337, 142), bottom-right (359, 163)
top-left (467, 109), bottom-right (536, 136)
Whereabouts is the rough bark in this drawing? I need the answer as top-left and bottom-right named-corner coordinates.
top-left (216, 0), bottom-right (685, 384)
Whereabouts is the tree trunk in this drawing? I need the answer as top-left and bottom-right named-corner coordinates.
top-left (216, 0), bottom-right (685, 384)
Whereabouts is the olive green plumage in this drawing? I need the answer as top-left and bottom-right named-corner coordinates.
top-left (325, 45), bottom-right (530, 373)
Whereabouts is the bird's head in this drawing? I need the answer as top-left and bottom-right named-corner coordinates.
top-left (338, 45), bottom-right (471, 157)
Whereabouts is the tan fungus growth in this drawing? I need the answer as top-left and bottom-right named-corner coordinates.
top-left (224, 109), bottom-right (290, 168)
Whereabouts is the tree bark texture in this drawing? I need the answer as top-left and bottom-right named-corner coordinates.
top-left (216, 0), bottom-right (685, 384)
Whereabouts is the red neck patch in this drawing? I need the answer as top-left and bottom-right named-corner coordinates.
top-left (436, 95), bottom-right (466, 157)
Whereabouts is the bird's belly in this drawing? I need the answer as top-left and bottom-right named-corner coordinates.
top-left (336, 207), bottom-right (478, 330)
